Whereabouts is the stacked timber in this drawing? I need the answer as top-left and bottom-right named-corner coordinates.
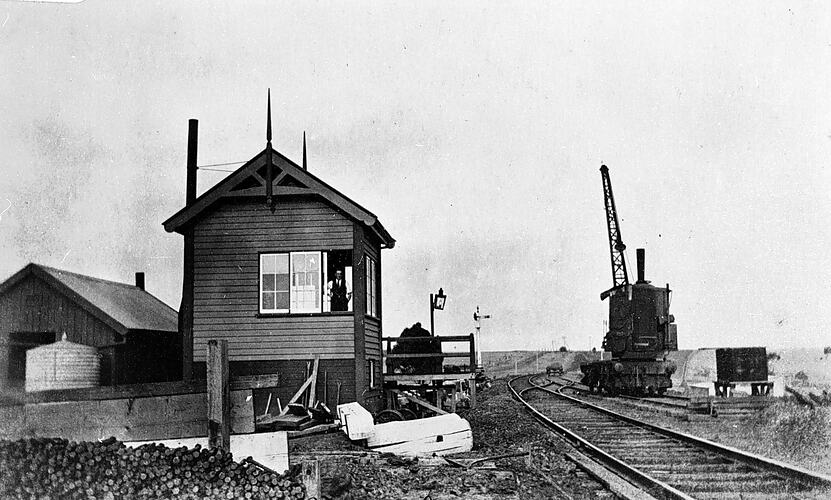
top-left (688, 396), bottom-right (773, 418)
top-left (0, 436), bottom-right (306, 499)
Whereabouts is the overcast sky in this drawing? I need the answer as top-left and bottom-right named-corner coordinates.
top-left (1, 1), bottom-right (830, 351)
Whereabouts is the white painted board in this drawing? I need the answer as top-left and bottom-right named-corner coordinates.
top-left (125, 431), bottom-right (288, 473)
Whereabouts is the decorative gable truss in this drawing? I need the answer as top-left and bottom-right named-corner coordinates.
top-left (163, 148), bottom-right (395, 248)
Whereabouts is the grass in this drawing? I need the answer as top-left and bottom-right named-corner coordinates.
top-left (754, 401), bottom-right (830, 462)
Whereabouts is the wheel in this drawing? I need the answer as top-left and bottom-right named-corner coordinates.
top-left (398, 408), bottom-right (418, 420)
top-left (374, 410), bottom-right (405, 424)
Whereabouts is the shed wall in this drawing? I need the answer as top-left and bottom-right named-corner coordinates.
top-left (0, 276), bottom-right (117, 388)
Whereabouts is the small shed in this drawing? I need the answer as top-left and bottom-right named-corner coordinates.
top-left (0, 264), bottom-right (180, 390)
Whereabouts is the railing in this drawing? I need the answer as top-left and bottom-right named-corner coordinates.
top-left (381, 334), bottom-right (476, 377)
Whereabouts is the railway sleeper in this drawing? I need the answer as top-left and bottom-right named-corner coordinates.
top-left (621, 455), bottom-right (733, 466)
top-left (665, 477), bottom-right (800, 493)
top-left (599, 440), bottom-right (689, 448)
top-left (651, 471), bottom-right (785, 482)
top-left (691, 492), bottom-right (813, 500)
top-left (642, 463), bottom-right (755, 474)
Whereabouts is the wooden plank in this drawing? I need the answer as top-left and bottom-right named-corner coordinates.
top-left (194, 339), bottom-right (354, 349)
top-left (193, 346), bottom-right (354, 358)
top-left (9, 375), bottom-right (279, 405)
top-left (308, 356), bottom-right (320, 407)
top-left (384, 352), bottom-right (471, 359)
top-left (196, 218), bottom-right (352, 230)
top-left (279, 360), bottom-right (318, 416)
top-left (194, 234), bottom-right (353, 247)
top-left (383, 373), bottom-right (475, 382)
top-left (195, 352), bottom-right (353, 362)
top-left (388, 389), bottom-right (447, 415)
top-left (367, 413), bottom-right (472, 456)
top-left (125, 431), bottom-right (289, 474)
top-left (300, 460), bottom-right (321, 500)
top-left (0, 389), bottom-right (254, 441)
top-left (336, 402), bottom-right (375, 440)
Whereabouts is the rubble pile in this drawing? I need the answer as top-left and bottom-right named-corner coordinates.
top-left (0, 437), bottom-right (306, 500)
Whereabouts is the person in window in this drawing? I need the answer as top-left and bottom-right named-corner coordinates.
top-left (327, 269), bottom-right (351, 311)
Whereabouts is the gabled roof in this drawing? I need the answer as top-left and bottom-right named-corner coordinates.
top-left (0, 264), bottom-right (179, 335)
top-left (162, 147), bottom-right (395, 248)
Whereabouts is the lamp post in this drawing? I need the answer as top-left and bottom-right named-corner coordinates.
top-left (429, 287), bottom-right (446, 336)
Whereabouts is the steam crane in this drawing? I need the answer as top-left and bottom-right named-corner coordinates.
top-left (580, 164), bottom-right (678, 396)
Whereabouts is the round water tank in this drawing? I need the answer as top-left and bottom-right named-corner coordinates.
top-left (25, 335), bottom-right (100, 392)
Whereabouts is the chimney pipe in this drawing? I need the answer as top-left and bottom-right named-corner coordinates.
top-left (186, 119), bottom-right (198, 206)
top-left (135, 272), bottom-right (145, 290)
top-left (636, 248), bottom-right (645, 283)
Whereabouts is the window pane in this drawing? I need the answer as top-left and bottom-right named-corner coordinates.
top-left (261, 254), bottom-right (276, 273)
top-left (275, 254), bottom-right (289, 273)
top-left (294, 273), bottom-right (306, 286)
top-left (276, 273), bottom-right (289, 291)
top-left (262, 274), bottom-right (276, 292)
top-left (306, 254), bottom-right (318, 271)
top-left (276, 291), bottom-right (289, 309)
top-left (292, 253), bottom-right (306, 272)
top-left (262, 292), bottom-right (275, 310)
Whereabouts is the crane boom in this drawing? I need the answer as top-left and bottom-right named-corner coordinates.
top-left (600, 165), bottom-right (629, 300)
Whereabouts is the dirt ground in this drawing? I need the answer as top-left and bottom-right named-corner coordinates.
top-left (289, 379), bottom-right (612, 499)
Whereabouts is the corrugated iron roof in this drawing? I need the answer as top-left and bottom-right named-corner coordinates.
top-left (0, 264), bottom-right (178, 334)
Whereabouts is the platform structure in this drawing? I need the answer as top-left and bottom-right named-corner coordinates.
top-left (382, 334), bottom-right (478, 413)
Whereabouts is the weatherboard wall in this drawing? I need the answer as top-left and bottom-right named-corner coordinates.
top-left (191, 198), bottom-right (357, 363)
top-left (0, 275), bottom-right (118, 348)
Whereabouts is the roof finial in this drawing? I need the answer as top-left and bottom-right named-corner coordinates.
top-left (302, 131), bottom-right (307, 170)
top-left (266, 88), bottom-right (272, 144)
top-left (265, 89), bottom-right (274, 210)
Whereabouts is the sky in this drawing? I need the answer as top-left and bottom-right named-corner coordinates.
top-left (1, 1), bottom-right (830, 351)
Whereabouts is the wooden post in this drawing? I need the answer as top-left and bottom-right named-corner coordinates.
top-left (469, 333), bottom-right (476, 373)
top-left (308, 355), bottom-right (320, 407)
top-left (301, 460), bottom-right (321, 500)
top-left (469, 377), bottom-right (477, 409)
top-left (207, 339), bottom-right (230, 451)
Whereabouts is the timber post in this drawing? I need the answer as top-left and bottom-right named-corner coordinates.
top-left (207, 339), bottom-right (230, 451)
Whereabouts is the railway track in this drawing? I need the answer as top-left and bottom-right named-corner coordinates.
top-left (508, 374), bottom-right (831, 499)
top-left (550, 375), bottom-right (691, 416)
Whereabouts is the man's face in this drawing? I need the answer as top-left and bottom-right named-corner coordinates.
top-left (336, 271), bottom-right (343, 280)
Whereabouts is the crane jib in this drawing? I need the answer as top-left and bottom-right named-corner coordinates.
top-left (600, 165), bottom-right (629, 290)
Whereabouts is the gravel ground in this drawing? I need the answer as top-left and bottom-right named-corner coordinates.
top-left (290, 376), bottom-right (831, 499)
top-left (290, 379), bottom-right (612, 499)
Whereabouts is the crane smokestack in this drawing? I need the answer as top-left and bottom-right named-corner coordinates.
top-left (636, 248), bottom-right (646, 283)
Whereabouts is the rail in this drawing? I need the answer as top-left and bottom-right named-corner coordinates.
top-left (510, 374), bottom-right (831, 499)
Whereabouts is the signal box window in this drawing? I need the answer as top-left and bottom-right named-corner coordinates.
top-left (260, 250), bottom-right (352, 314)
top-left (260, 254), bottom-right (290, 313)
top-left (365, 255), bottom-right (377, 318)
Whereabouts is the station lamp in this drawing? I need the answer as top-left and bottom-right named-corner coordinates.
top-left (430, 287), bottom-right (447, 335)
